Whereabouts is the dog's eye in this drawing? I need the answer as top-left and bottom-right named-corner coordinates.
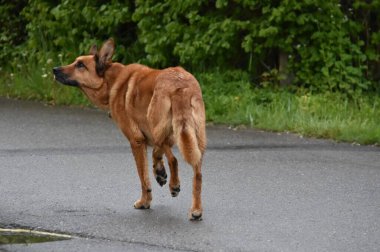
top-left (75, 61), bottom-right (85, 69)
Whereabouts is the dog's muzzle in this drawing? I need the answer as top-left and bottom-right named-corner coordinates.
top-left (52, 67), bottom-right (80, 87)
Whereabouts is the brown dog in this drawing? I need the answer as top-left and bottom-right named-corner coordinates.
top-left (52, 39), bottom-right (206, 220)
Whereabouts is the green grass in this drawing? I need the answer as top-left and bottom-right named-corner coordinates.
top-left (1, 66), bottom-right (379, 145)
top-left (196, 71), bottom-right (380, 145)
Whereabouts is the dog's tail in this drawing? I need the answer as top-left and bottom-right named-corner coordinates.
top-left (172, 93), bottom-right (206, 167)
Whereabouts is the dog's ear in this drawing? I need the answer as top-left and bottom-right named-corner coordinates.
top-left (96, 39), bottom-right (115, 76)
top-left (99, 38), bottom-right (114, 63)
top-left (89, 44), bottom-right (98, 55)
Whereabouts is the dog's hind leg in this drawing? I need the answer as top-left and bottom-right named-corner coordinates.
top-left (171, 93), bottom-right (206, 220)
top-left (152, 147), bottom-right (167, 187)
top-left (163, 144), bottom-right (181, 197)
top-left (189, 162), bottom-right (203, 220)
top-left (147, 93), bottom-right (172, 147)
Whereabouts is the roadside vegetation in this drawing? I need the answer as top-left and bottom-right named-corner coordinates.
top-left (0, 1), bottom-right (379, 145)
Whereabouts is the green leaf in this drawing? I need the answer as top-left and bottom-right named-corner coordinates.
top-left (258, 26), bottom-right (278, 37)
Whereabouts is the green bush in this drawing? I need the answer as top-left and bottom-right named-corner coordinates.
top-left (133, 0), bottom-right (375, 94)
top-left (244, 1), bottom-right (370, 94)
top-left (13, 0), bottom-right (139, 64)
top-left (132, 0), bottom-right (249, 69)
top-left (1, 0), bottom-right (380, 94)
top-left (0, 0), bottom-right (28, 67)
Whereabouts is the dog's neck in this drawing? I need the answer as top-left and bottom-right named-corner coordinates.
top-left (104, 63), bottom-right (124, 86)
top-left (80, 64), bottom-right (125, 111)
top-left (102, 63), bottom-right (130, 113)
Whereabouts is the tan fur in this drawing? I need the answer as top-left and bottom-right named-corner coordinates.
top-left (53, 39), bottom-right (206, 220)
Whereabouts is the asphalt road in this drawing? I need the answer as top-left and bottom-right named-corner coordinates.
top-left (0, 97), bottom-right (379, 252)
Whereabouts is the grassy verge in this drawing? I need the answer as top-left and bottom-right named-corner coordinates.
top-left (197, 71), bottom-right (380, 145)
top-left (1, 66), bottom-right (379, 145)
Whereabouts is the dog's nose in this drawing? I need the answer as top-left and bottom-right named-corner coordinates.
top-left (52, 67), bottom-right (61, 75)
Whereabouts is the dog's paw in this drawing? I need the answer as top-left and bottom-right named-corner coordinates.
top-left (189, 209), bottom-right (203, 221)
top-left (133, 200), bottom-right (150, 210)
top-left (170, 184), bottom-right (181, 197)
top-left (155, 168), bottom-right (167, 187)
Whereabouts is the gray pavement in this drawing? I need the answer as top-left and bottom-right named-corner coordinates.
top-left (0, 97), bottom-right (379, 252)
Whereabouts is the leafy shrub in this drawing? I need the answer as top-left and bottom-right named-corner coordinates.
top-left (133, 0), bottom-right (376, 94)
top-left (0, 0), bottom-right (28, 66)
top-left (1, 0), bottom-right (380, 94)
top-left (21, 0), bottom-right (139, 64)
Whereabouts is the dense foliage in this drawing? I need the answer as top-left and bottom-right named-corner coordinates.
top-left (1, 0), bottom-right (380, 94)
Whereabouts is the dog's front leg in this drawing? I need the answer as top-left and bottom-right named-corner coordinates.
top-left (130, 139), bottom-right (152, 209)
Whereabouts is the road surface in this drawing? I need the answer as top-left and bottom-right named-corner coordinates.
top-left (0, 98), bottom-right (379, 251)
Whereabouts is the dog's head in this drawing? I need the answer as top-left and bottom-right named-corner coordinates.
top-left (52, 39), bottom-right (115, 109)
